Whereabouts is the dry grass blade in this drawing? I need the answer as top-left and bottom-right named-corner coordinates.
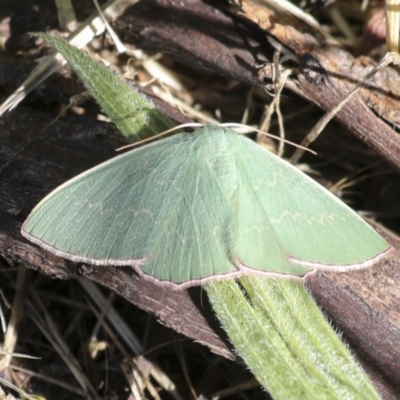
top-left (92, 0), bottom-right (126, 53)
top-left (27, 292), bottom-right (97, 398)
top-left (78, 278), bottom-right (143, 354)
top-left (8, 365), bottom-right (87, 397)
top-left (0, 267), bottom-right (30, 372)
top-left (267, 0), bottom-right (332, 38)
top-left (175, 340), bottom-right (197, 399)
top-left (327, 6), bottom-right (357, 43)
top-left (87, 298), bottom-right (182, 400)
top-left (0, 352), bottom-right (39, 360)
top-left (86, 299), bottom-right (154, 399)
top-left (0, 376), bottom-right (36, 400)
top-left (210, 379), bottom-right (259, 400)
top-left (81, 279), bottom-right (183, 400)
top-left (120, 359), bottom-right (149, 400)
top-left (0, 383), bottom-right (16, 400)
top-left (386, 0), bottom-right (400, 52)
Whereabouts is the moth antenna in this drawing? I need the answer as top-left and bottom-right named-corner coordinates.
top-left (116, 122), bottom-right (203, 151)
top-left (117, 121), bottom-right (315, 155)
top-left (219, 122), bottom-right (316, 155)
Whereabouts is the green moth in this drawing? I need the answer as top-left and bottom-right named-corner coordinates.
top-left (21, 125), bottom-right (391, 288)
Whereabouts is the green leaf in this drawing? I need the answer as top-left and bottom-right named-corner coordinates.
top-left (21, 125), bottom-right (390, 288)
top-left (32, 32), bottom-right (174, 141)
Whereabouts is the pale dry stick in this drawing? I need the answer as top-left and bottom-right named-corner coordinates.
top-left (141, 57), bottom-right (186, 92)
top-left (129, 361), bottom-right (159, 400)
top-left (0, 267), bottom-right (30, 371)
top-left (124, 47), bottom-right (190, 112)
top-left (54, 0), bottom-right (77, 31)
top-left (0, 290), bottom-right (8, 334)
top-left (328, 6), bottom-right (357, 44)
top-left (92, 0), bottom-right (126, 53)
top-left (259, 50), bottom-right (295, 156)
top-left (151, 85), bottom-right (220, 124)
top-left (327, 160), bottom-right (386, 196)
top-left (259, 52), bottom-right (281, 131)
top-left (121, 357), bottom-right (172, 400)
top-left (133, 57), bottom-right (217, 125)
top-left (386, 0), bottom-right (400, 53)
top-left (274, 69), bottom-right (292, 157)
top-left (120, 360), bottom-right (146, 400)
top-left (241, 86), bottom-right (255, 125)
top-left (361, 0), bottom-right (369, 12)
top-left (266, 0), bottom-right (334, 41)
top-left (138, 74), bottom-right (191, 121)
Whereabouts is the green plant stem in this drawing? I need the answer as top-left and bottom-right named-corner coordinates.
top-left (205, 277), bottom-right (380, 400)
